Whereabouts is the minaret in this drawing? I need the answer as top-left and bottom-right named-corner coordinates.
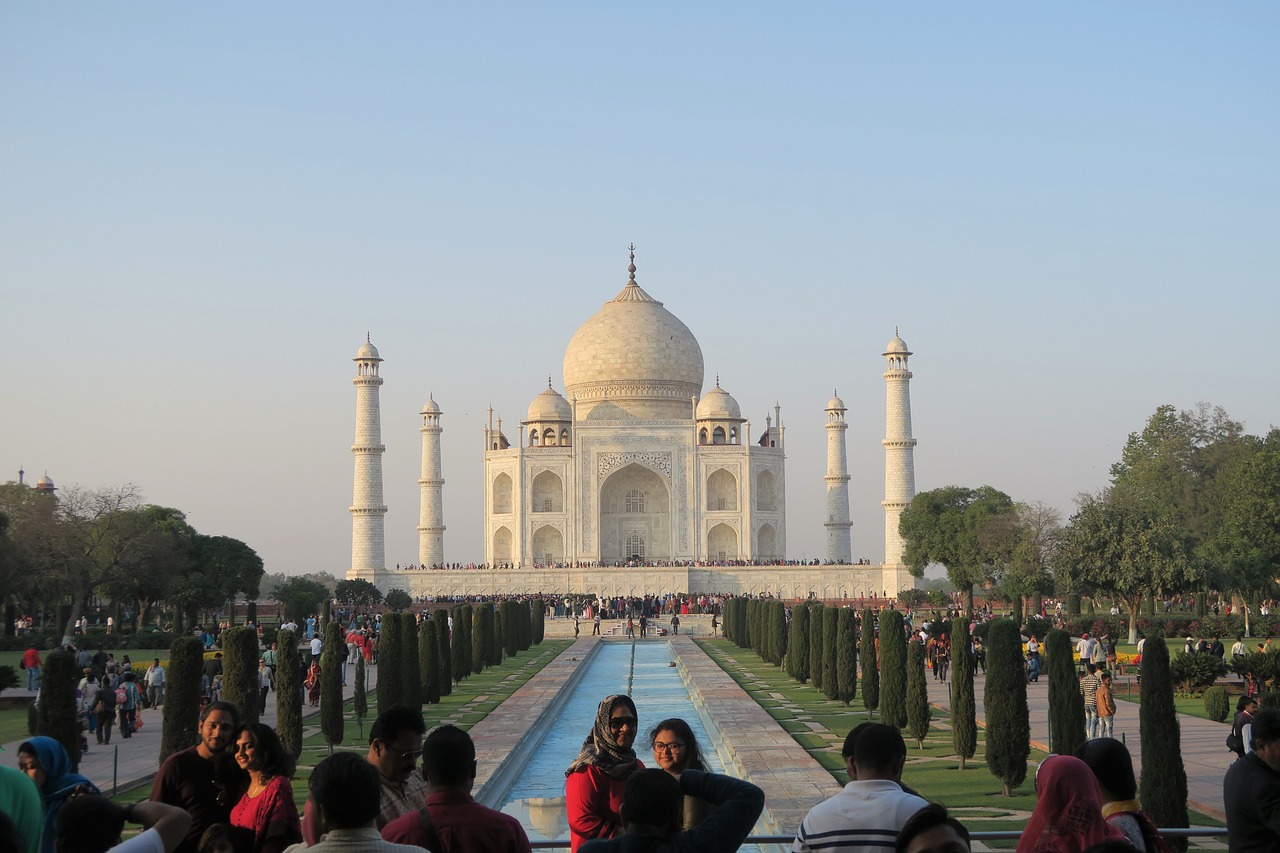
top-left (418, 394), bottom-right (445, 568)
top-left (349, 335), bottom-right (387, 584)
top-left (824, 391), bottom-right (852, 564)
top-left (882, 329), bottom-right (917, 567)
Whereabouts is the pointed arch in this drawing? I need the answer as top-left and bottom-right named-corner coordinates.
top-left (706, 469), bottom-right (738, 511)
top-left (492, 526), bottom-right (513, 562)
top-left (531, 470), bottom-right (563, 513)
top-left (492, 472), bottom-right (513, 514)
top-left (707, 523), bottom-right (738, 561)
top-left (757, 470), bottom-right (777, 511)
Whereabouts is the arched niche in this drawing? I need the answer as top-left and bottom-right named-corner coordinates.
top-left (706, 469), bottom-right (738, 511)
top-left (532, 525), bottom-right (564, 565)
top-left (493, 526), bottom-right (513, 562)
top-left (707, 523), bottom-right (738, 560)
top-left (531, 470), bottom-right (564, 513)
top-left (757, 523), bottom-right (777, 560)
top-left (756, 470), bottom-right (777, 512)
top-left (600, 462), bottom-right (670, 563)
top-left (492, 473), bottom-right (513, 514)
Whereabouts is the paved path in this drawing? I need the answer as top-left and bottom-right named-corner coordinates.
top-left (2, 660), bottom-right (380, 796)
top-left (924, 669), bottom-right (1234, 820)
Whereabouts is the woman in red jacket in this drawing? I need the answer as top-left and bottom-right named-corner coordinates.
top-left (565, 694), bottom-right (642, 851)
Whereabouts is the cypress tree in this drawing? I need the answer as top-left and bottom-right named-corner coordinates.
top-left (906, 639), bottom-right (931, 749)
top-left (246, 601), bottom-right (257, 627)
top-left (504, 602), bottom-right (519, 658)
top-left (36, 650), bottom-right (81, 768)
top-left (401, 613), bottom-right (421, 709)
top-left (738, 598), bottom-right (751, 649)
top-left (788, 603), bottom-right (810, 683)
top-left (353, 654), bottom-right (368, 739)
top-left (753, 600), bottom-right (766, 658)
top-left (275, 629), bottom-right (302, 759)
top-left (471, 604), bottom-right (488, 675)
top-left (809, 603), bottom-right (826, 691)
top-left (949, 617), bottom-right (976, 770)
top-left (860, 609), bottom-right (880, 716)
top-left (836, 608), bottom-right (857, 706)
top-left (320, 621), bottom-right (344, 751)
top-left (422, 620), bottom-right (441, 704)
top-left (489, 603), bottom-right (503, 666)
top-left (532, 597), bottom-right (544, 645)
top-left (984, 618), bottom-right (1029, 796)
top-left (322, 598), bottom-right (332, 626)
top-left (158, 637), bottom-right (202, 763)
top-left (770, 601), bottom-right (788, 667)
top-left (823, 606), bottom-right (839, 700)
top-left (378, 610), bottom-right (404, 710)
top-left (1139, 629), bottom-right (1190, 847)
top-left (1045, 628), bottom-right (1085, 756)
top-left (434, 609), bottom-right (452, 696)
top-left (879, 609), bottom-right (908, 728)
top-left (451, 604), bottom-right (469, 683)
top-left (221, 626), bottom-right (261, 726)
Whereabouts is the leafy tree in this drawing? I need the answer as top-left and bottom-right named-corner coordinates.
top-left (984, 619), bottom-right (1029, 796)
top-left (879, 609), bottom-right (907, 728)
top-left (836, 608), bottom-right (858, 706)
top-left (385, 589), bottom-right (412, 612)
top-left (353, 654), bottom-right (368, 739)
top-left (171, 534), bottom-right (263, 627)
top-left (378, 611), bottom-right (404, 710)
top-left (1056, 490), bottom-right (1202, 644)
top-left (421, 618), bottom-right (441, 704)
top-left (787, 604), bottom-right (810, 683)
top-left (949, 617), bottom-right (976, 769)
top-left (275, 629), bottom-right (303, 759)
top-left (809, 603), bottom-right (826, 691)
top-left (401, 613), bottom-right (421, 709)
top-left (220, 626), bottom-right (261, 727)
top-left (334, 579), bottom-right (383, 608)
top-left (274, 577), bottom-right (329, 626)
top-left (1045, 629), bottom-right (1084, 756)
top-left (434, 609), bottom-right (452, 696)
top-left (860, 609), bottom-right (879, 717)
top-left (160, 637), bottom-right (204, 763)
top-left (320, 621), bottom-right (344, 751)
top-left (1139, 630), bottom-right (1189, 845)
top-left (899, 485), bottom-right (1017, 616)
top-left (1212, 432), bottom-right (1280, 634)
top-left (37, 649), bottom-right (82, 768)
top-left (905, 640), bottom-right (931, 749)
top-left (822, 606), bottom-right (839, 701)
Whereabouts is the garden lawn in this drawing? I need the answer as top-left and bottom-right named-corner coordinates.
top-left (697, 637), bottom-right (1223, 848)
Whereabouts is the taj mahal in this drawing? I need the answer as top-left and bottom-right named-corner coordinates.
top-left (346, 249), bottom-right (918, 600)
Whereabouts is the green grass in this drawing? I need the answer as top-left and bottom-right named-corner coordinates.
top-left (697, 638), bottom-right (1224, 848)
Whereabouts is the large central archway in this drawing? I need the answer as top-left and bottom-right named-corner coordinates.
top-left (599, 463), bottom-right (671, 564)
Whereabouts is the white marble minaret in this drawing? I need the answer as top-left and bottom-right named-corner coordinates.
top-left (824, 391), bottom-right (853, 563)
top-left (349, 336), bottom-right (387, 584)
top-left (417, 395), bottom-right (445, 567)
top-left (881, 330), bottom-right (917, 567)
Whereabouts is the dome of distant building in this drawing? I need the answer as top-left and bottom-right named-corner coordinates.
top-left (696, 381), bottom-right (742, 421)
top-left (827, 392), bottom-right (846, 410)
top-left (420, 395), bottom-right (441, 415)
top-left (527, 384), bottom-right (571, 422)
top-left (884, 331), bottom-right (910, 355)
top-left (563, 255), bottom-right (703, 419)
top-left (356, 339), bottom-right (381, 360)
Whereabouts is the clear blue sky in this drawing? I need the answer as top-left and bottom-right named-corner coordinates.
top-left (3, 3), bottom-right (1276, 578)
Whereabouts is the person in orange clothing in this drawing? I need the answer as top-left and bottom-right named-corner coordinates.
top-left (21, 644), bottom-right (41, 691)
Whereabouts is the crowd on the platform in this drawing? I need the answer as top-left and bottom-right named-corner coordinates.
top-left (390, 557), bottom-right (873, 571)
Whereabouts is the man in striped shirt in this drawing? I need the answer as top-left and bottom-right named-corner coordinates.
top-left (792, 724), bottom-right (927, 852)
top-left (1079, 666), bottom-right (1101, 740)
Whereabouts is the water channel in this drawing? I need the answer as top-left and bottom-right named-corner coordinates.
top-left (494, 639), bottom-right (779, 850)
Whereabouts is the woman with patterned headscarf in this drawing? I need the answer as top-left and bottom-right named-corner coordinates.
top-left (1016, 754), bottom-right (1127, 853)
top-left (565, 694), bottom-right (642, 851)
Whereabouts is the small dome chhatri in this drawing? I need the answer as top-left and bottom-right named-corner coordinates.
top-left (356, 332), bottom-right (382, 361)
top-left (420, 393), bottom-right (441, 415)
top-left (696, 376), bottom-right (742, 421)
top-left (827, 389), bottom-right (846, 411)
top-left (527, 379), bottom-right (572, 422)
top-left (883, 327), bottom-right (910, 356)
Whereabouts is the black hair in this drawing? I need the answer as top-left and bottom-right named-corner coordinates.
top-left (854, 723), bottom-right (907, 774)
top-left (55, 795), bottom-right (124, 853)
top-left (421, 725), bottom-right (475, 787)
top-left (1252, 708), bottom-right (1280, 744)
top-left (1081, 844), bottom-right (1137, 853)
top-left (237, 723), bottom-right (296, 779)
top-left (1238, 695), bottom-right (1257, 712)
top-left (310, 752), bottom-right (381, 829)
top-left (0, 810), bottom-right (21, 853)
top-left (200, 700), bottom-right (241, 728)
top-left (369, 704), bottom-right (427, 746)
top-left (648, 718), bottom-right (705, 771)
top-left (197, 824), bottom-right (234, 853)
top-left (895, 803), bottom-right (970, 853)
top-left (1076, 737), bottom-right (1137, 800)
top-left (619, 769), bottom-right (683, 830)
top-left (842, 722), bottom-right (876, 758)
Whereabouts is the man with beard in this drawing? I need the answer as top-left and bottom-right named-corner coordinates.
top-left (149, 700), bottom-right (248, 853)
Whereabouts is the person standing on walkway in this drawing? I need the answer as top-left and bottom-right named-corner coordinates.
top-left (93, 677), bottom-right (116, 745)
top-left (593, 613), bottom-right (602, 636)
top-left (21, 644), bottom-right (41, 691)
top-left (117, 672), bottom-right (142, 739)
top-left (793, 723), bottom-right (927, 853)
top-left (1095, 671), bottom-right (1117, 740)
top-left (1230, 695), bottom-right (1258, 760)
top-left (258, 659), bottom-right (273, 716)
top-left (1224, 707), bottom-right (1280, 851)
top-left (1079, 667), bottom-right (1101, 740)
top-left (145, 658), bottom-right (167, 709)
top-left (671, 615), bottom-right (680, 636)
top-left (151, 700), bottom-right (248, 853)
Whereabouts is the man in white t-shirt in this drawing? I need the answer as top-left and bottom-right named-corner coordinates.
top-left (1075, 633), bottom-right (1093, 662)
top-left (311, 635), bottom-right (323, 661)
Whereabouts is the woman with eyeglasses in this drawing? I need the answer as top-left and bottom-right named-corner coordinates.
top-left (1016, 754), bottom-right (1126, 853)
top-left (649, 718), bottom-right (713, 830)
top-left (565, 694), bottom-right (643, 851)
top-left (229, 723), bottom-right (302, 853)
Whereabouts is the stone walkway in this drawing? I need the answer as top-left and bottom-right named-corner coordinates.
top-left (923, 669), bottom-right (1234, 820)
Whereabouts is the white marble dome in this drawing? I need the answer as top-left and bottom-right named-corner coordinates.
top-left (420, 395), bottom-right (441, 415)
top-left (696, 381), bottom-right (742, 421)
top-left (355, 339), bottom-right (381, 360)
top-left (884, 331), bottom-right (910, 355)
top-left (826, 392), bottom-right (846, 410)
top-left (527, 384), bottom-right (571, 422)
top-left (563, 275), bottom-right (704, 419)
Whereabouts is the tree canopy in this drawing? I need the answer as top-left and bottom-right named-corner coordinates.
top-left (335, 578), bottom-right (383, 608)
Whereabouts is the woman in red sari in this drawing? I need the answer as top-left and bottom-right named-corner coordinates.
top-left (304, 660), bottom-right (321, 707)
top-left (230, 723), bottom-right (302, 853)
